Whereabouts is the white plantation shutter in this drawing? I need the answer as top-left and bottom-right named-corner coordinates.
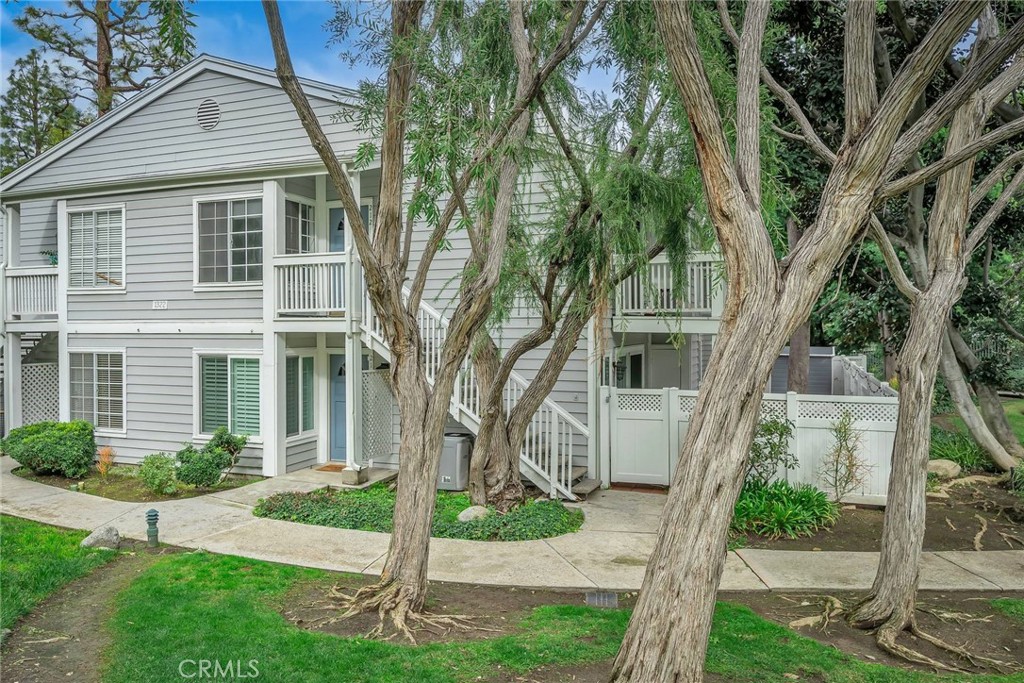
top-left (69, 352), bottom-right (124, 430)
top-left (201, 357), bottom-right (229, 433)
top-left (68, 209), bottom-right (124, 288)
top-left (301, 356), bottom-right (314, 431)
top-left (230, 357), bottom-right (260, 436)
top-left (285, 356), bottom-right (299, 436)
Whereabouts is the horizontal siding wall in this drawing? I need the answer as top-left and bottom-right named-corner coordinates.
top-left (16, 199), bottom-right (58, 267)
top-left (285, 438), bottom-right (318, 473)
top-left (68, 332), bottom-right (265, 474)
top-left (66, 183), bottom-right (263, 321)
top-left (13, 70), bottom-right (365, 193)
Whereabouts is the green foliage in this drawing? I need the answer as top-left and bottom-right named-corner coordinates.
top-left (746, 418), bottom-right (797, 486)
top-left (253, 485), bottom-right (584, 542)
top-left (1, 420), bottom-right (95, 478)
top-left (732, 481), bottom-right (839, 539)
top-left (1010, 466), bottom-right (1024, 500)
top-left (991, 598), bottom-right (1024, 622)
top-left (139, 453), bottom-right (178, 495)
top-left (0, 515), bottom-right (114, 629)
top-left (929, 427), bottom-right (995, 473)
top-left (1, 49), bottom-right (82, 176)
top-left (819, 411), bottom-right (871, 502)
top-left (174, 430), bottom-right (245, 488)
top-left (206, 427), bottom-right (248, 459)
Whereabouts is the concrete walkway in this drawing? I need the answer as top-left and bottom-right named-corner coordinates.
top-left (2, 458), bottom-right (1021, 593)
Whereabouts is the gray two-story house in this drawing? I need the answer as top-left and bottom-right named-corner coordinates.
top-left (0, 55), bottom-right (726, 498)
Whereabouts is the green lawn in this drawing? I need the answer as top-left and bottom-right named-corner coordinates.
top-left (992, 598), bottom-right (1024, 622)
top-left (102, 551), bottom-right (1024, 683)
top-left (1002, 399), bottom-right (1024, 441)
top-left (0, 514), bottom-right (116, 629)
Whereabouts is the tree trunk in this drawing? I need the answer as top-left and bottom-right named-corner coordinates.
top-left (95, 1), bottom-right (114, 116)
top-left (786, 219), bottom-right (810, 393)
top-left (610, 291), bottom-right (787, 682)
top-left (938, 335), bottom-right (1019, 471)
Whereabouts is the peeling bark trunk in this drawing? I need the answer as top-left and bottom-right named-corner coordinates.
top-left (849, 280), bottom-right (963, 632)
top-left (95, 1), bottom-right (114, 116)
top-left (786, 219), bottom-right (810, 393)
top-left (468, 337), bottom-right (523, 510)
top-left (938, 335), bottom-right (1019, 471)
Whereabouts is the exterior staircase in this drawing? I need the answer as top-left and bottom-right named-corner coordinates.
top-left (359, 287), bottom-right (594, 500)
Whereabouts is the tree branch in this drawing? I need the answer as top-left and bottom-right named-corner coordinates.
top-left (844, 0), bottom-right (878, 142)
top-left (735, 0), bottom-right (770, 207)
top-left (965, 164), bottom-right (1024, 254)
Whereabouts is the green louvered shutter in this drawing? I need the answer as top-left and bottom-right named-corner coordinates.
top-left (230, 357), bottom-right (261, 436)
top-left (201, 357), bottom-right (229, 433)
top-left (301, 356), bottom-right (314, 431)
top-left (285, 356), bottom-right (299, 436)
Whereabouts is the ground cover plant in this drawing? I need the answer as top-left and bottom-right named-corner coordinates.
top-left (731, 480), bottom-right (840, 539)
top-left (253, 485), bottom-right (584, 541)
top-left (0, 514), bottom-right (114, 629)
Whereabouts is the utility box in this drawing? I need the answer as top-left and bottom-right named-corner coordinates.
top-left (437, 433), bottom-right (472, 491)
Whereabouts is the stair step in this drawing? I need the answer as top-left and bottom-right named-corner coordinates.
top-left (571, 465), bottom-right (587, 481)
top-left (572, 478), bottom-right (601, 496)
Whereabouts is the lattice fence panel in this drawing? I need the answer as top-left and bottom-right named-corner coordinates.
top-left (678, 396), bottom-right (698, 415)
top-left (617, 392), bottom-right (662, 413)
top-left (362, 370), bottom-right (395, 462)
top-left (798, 399), bottom-right (898, 422)
top-left (759, 399), bottom-right (787, 422)
top-left (22, 363), bottom-right (59, 424)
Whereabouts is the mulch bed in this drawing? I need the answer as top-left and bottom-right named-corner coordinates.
top-left (13, 466), bottom-right (259, 503)
top-left (743, 478), bottom-right (1024, 552)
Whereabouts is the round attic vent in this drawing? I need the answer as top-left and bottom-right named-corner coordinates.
top-left (196, 98), bottom-right (221, 130)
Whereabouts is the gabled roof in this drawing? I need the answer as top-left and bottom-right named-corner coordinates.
top-left (0, 54), bottom-right (360, 196)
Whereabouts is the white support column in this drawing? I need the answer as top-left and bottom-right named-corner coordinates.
top-left (315, 174), bottom-right (328, 253)
top-left (4, 332), bottom-right (22, 430)
top-left (586, 321), bottom-right (599, 484)
top-left (316, 332), bottom-right (329, 464)
top-left (344, 333), bottom-right (363, 467)
top-left (56, 200), bottom-right (69, 421)
top-left (261, 180), bottom-right (286, 476)
top-left (346, 167), bottom-right (362, 323)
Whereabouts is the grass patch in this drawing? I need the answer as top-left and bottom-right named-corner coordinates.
top-left (253, 485), bottom-right (583, 541)
top-left (13, 465), bottom-right (259, 503)
top-left (102, 551), bottom-right (1024, 683)
top-left (991, 598), bottom-right (1024, 622)
top-left (731, 480), bottom-right (839, 539)
top-left (0, 515), bottom-right (115, 629)
top-left (928, 427), bottom-right (994, 473)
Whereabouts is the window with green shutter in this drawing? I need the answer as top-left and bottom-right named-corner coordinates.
top-left (285, 356), bottom-right (299, 436)
top-left (199, 355), bottom-right (260, 436)
top-left (301, 356), bottom-right (315, 431)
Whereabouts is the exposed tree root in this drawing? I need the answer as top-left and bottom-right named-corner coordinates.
top-left (291, 580), bottom-right (479, 644)
top-left (788, 595), bottom-right (845, 630)
top-left (873, 618), bottom-right (970, 673)
top-left (997, 531), bottom-right (1024, 548)
top-left (915, 604), bottom-right (992, 624)
top-left (973, 514), bottom-right (989, 551)
top-left (945, 517), bottom-right (957, 532)
top-left (910, 623), bottom-right (1016, 671)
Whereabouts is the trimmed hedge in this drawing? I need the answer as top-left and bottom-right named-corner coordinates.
top-left (1, 421), bottom-right (95, 478)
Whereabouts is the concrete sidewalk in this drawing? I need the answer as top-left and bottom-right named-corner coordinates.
top-left (2, 458), bottom-right (1021, 593)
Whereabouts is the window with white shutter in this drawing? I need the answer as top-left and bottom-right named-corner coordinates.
top-left (70, 351), bottom-right (125, 431)
top-left (284, 354), bottom-right (315, 437)
top-left (199, 354), bottom-right (260, 436)
top-left (68, 208), bottom-right (124, 289)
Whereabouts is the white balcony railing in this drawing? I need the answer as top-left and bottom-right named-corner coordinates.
top-left (6, 266), bottom-right (58, 318)
top-left (274, 252), bottom-right (346, 316)
top-left (617, 252), bottom-right (723, 317)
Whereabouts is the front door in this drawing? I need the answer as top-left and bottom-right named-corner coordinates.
top-left (329, 203), bottom-right (372, 253)
top-left (330, 354), bottom-right (347, 461)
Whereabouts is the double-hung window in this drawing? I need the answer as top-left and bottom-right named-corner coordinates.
top-left (199, 355), bottom-right (260, 436)
top-left (285, 355), bottom-right (315, 437)
top-left (70, 351), bottom-right (125, 431)
top-left (197, 198), bottom-right (263, 284)
top-left (69, 208), bottom-right (124, 289)
top-left (284, 199), bottom-right (315, 254)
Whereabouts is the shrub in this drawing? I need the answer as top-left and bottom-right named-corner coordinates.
top-left (818, 410), bottom-right (872, 502)
top-left (1, 421), bottom-right (95, 478)
top-left (746, 418), bottom-right (797, 486)
top-left (253, 485), bottom-right (584, 541)
top-left (175, 443), bottom-right (233, 488)
top-left (207, 427), bottom-right (247, 459)
top-left (97, 446), bottom-right (116, 480)
top-left (929, 427), bottom-right (994, 473)
top-left (1011, 466), bottom-right (1024, 499)
top-left (732, 480), bottom-right (838, 539)
top-left (139, 453), bottom-right (177, 495)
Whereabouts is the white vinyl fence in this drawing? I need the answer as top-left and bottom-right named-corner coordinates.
top-left (599, 387), bottom-right (898, 505)
top-left (832, 355), bottom-right (898, 397)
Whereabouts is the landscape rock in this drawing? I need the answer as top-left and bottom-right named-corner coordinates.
top-left (457, 505), bottom-right (490, 522)
top-left (80, 526), bottom-right (120, 550)
top-left (927, 459), bottom-right (962, 480)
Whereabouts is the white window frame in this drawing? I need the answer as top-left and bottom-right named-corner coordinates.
top-left (192, 192), bottom-right (264, 292)
top-left (192, 349), bottom-right (263, 443)
top-left (66, 203), bottom-right (127, 293)
top-left (603, 344), bottom-right (646, 389)
top-left (67, 347), bottom-right (127, 436)
top-left (284, 350), bottom-right (317, 441)
top-left (284, 194), bottom-right (317, 255)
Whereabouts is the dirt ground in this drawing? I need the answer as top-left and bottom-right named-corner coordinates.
top-left (0, 542), bottom-right (170, 683)
top-left (744, 478), bottom-right (1024, 552)
top-left (13, 466), bottom-right (258, 503)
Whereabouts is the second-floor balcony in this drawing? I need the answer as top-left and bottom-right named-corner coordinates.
top-left (616, 252), bottom-right (724, 320)
top-left (274, 252), bottom-right (347, 317)
top-left (6, 265), bottom-right (58, 321)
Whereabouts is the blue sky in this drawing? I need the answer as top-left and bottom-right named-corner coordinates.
top-left (0, 1), bottom-right (382, 94)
